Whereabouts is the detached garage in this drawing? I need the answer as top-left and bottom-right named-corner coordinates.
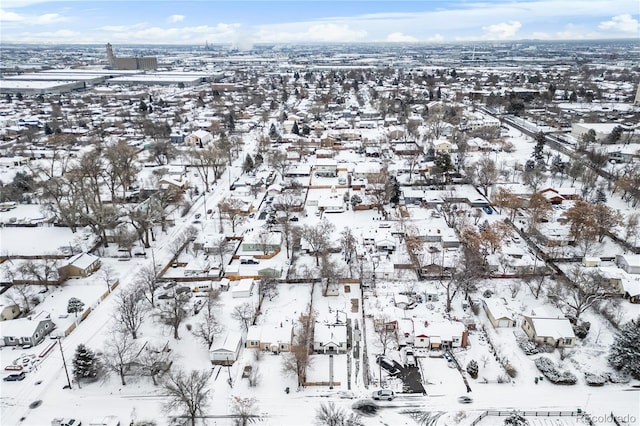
top-left (483, 299), bottom-right (515, 328)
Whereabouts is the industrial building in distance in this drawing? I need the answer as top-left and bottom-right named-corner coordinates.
top-left (106, 43), bottom-right (158, 70)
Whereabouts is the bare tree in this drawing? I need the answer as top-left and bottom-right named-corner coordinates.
top-left (340, 227), bottom-right (357, 277)
top-left (374, 316), bottom-right (397, 356)
top-left (231, 302), bottom-right (256, 331)
top-left (163, 369), bottom-right (213, 426)
top-left (157, 292), bottom-right (191, 339)
top-left (137, 343), bottom-right (172, 386)
top-left (267, 149), bottom-right (288, 179)
top-left (301, 220), bottom-right (336, 266)
top-left (522, 274), bottom-right (547, 299)
top-left (468, 156), bottom-right (498, 196)
top-left (550, 267), bottom-right (613, 320)
top-left (6, 283), bottom-right (38, 315)
top-left (258, 277), bottom-right (279, 302)
top-left (189, 145), bottom-right (225, 192)
top-left (282, 309), bottom-right (315, 387)
top-left (102, 328), bottom-right (139, 386)
top-left (113, 287), bottom-right (146, 339)
top-left (193, 291), bottom-right (222, 349)
top-left (218, 198), bottom-right (247, 233)
top-left (136, 265), bottom-right (160, 308)
top-left (231, 396), bottom-right (259, 426)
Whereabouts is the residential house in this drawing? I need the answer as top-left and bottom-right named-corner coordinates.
top-left (396, 318), bottom-right (415, 347)
top-left (0, 311), bottom-right (55, 347)
top-left (616, 254), bottom-right (640, 274)
top-left (414, 320), bottom-right (468, 350)
top-left (184, 129), bottom-right (213, 146)
top-left (521, 307), bottom-right (576, 348)
top-left (210, 332), bottom-right (243, 365)
top-left (315, 159), bottom-right (338, 177)
top-left (483, 299), bottom-right (516, 328)
top-left (313, 323), bottom-right (348, 354)
top-left (432, 139), bottom-right (456, 154)
top-left (245, 324), bottom-right (293, 353)
top-left (598, 266), bottom-right (640, 304)
top-left (59, 252), bottom-right (101, 277)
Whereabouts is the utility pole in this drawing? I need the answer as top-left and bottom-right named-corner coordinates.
top-left (59, 340), bottom-right (72, 389)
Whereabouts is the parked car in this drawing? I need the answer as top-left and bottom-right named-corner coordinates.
top-left (3, 372), bottom-right (26, 381)
top-left (458, 396), bottom-right (473, 404)
top-left (372, 389), bottom-right (396, 401)
top-left (482, 206), bottom-right (493, 215)
top-left (175, 286), bottom-right (191, 295)
top-left (162, 281), bottom-right (178, 290)
top-left (157, 292), bottom-right (174, 300)
top-left (51, 419), bottom-right (82, 426)
top-left (405, 349), bottom-right (416, 367)
top-left (375, 355), bottom-right (399, 375)
top-left (289, 216), bottom-right (299, 222)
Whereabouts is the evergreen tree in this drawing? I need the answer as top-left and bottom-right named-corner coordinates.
top-left (269, 123), bottom-right (278, 139)
top-left (67, 297), bottom-right (85, 317)
top-left (254, 153), bottom-right (263, 168)
top-left (607, 125), bottom-right (623, 144)
top-left (608, 316), bottom-right (640, 379)
top-left (504, 412), bottom-right (529, 426)
top-left (291, 121), bottom-right (299, 135)
top-left (73, 344), bottom-right (99, 383)
top-left (242, 154), bottom-right (254, 173)
top-left (44, 123), bottom-right (53, 135)
top-left (139, 100), bottom-right (148, 113)
top-left (532, 132), bottom-right (545, 161)
top-left (466, 360), bottom-right (479, 379)
top-left (594, 186), bottom-right (607, 204)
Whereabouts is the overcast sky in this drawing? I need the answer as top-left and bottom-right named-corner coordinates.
top-left (1, 0), bottom-right (638, 45)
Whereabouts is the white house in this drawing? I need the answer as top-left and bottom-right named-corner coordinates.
top-left (315, 159), bottom-right (338, 177)
top-left (210, 331), bottom-right (243, 365)
top-left (521, 307), bottom-right (576, 348)
top-left (231, 278), bottom-right (255, 298)
top-left (313, 323), bottom-right (347, 354)
top-left (616, 254), bottom-right (640, 274)
top-left (414, 320), bottom-right (468, 350)
top-left (185, 129), bottom-right (213, 146)
top-left (245, 324), bottom-right (293, 353)
top-left (483, 299), bottom-right (516, 328)
top-left (397, 318), bottom-right (415, 347)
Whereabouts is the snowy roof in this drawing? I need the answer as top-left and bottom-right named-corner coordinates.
top-left (210, 331), bottom-right (242, 353)
top-left (530, 317), bottom-right (576, 340)
top-left (483, 298), bottom-right (513, 320)
top-left (231, 278), bottom-right (254, 293)
top-left (0, 311), bottom-right (52, 337)
top-left (314, 323), bottom-right (347, 344)
top-left (415, 320), bottom-right (466, 340)
top-left (66, 252), bottom-right (100, 270)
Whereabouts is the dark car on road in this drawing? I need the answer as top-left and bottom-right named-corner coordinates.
top-left (4, 372), bottom-right (26, 381)
top-left (376, 355), bottom-right (400, 375)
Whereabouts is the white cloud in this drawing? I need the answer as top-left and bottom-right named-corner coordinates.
top-left (598, 14), bottom-right (639, 33)
top-left (0, 8), bottom-right (24, 21)
top-left (35, 12), bottom-right (68, 24)
top-left (167, 14), bottom-right (184, 24)
top-left (386, 32), bottom-right (418, 43)
top-left (427, 34), bottom-right (445, 43)
top-left (482, 20), bottom-right (522, 39)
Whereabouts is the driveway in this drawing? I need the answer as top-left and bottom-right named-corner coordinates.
top-left (395, 363), bottom-right (426, 394)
